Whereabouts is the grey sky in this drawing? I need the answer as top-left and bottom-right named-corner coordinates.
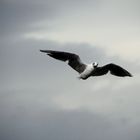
top-left (1, 0), bottom-right (140, 140)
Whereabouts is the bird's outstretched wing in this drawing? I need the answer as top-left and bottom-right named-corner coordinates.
top-left (101, 63), bottom-right (132, 77)
top-left (40, 50), bottom-right (86, 73)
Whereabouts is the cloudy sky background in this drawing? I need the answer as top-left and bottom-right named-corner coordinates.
top-left (1, 0), bottom-right (140, 140)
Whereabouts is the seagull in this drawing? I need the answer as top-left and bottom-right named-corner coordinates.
top-left (40, 50), bottom-right (132, 80)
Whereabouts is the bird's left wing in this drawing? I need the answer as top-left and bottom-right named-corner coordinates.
top-left (102, 63), bottom-right (132, 77)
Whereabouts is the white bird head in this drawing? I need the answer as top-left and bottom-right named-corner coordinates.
top-left (93, 62), bottom-right (98, 68)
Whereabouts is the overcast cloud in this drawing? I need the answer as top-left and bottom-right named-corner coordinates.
top-left (1, 0), bottom-right (140, 140)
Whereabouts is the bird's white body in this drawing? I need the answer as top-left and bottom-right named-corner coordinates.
top-left (79, 63), bottom-right (94, 79)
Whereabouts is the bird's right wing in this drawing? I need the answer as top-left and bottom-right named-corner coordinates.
top-left (40, 50), bottom-right (86, 73)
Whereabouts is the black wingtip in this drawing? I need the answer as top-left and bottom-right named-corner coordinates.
top-left (125, 71), bottom-right (133, 77)
top-left (40, 50), bottom-right (47, 53)
top-left (40, 50), bottom-right (54, 58)
top-left (128, 73), bottom-right (133, 77)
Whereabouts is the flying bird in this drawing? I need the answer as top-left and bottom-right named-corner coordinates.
top-left (40, 50), bottom-right (132, 80)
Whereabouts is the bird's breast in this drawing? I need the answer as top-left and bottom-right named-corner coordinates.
top-left (79, 64), bottom-right (94, 79)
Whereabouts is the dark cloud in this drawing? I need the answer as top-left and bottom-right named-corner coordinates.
top-left (1, 100), bottom-right (140, 140)
top-left (1, 1), bottom-right (52, 38)
top-left (1, 0), bottom-right (98, 39)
